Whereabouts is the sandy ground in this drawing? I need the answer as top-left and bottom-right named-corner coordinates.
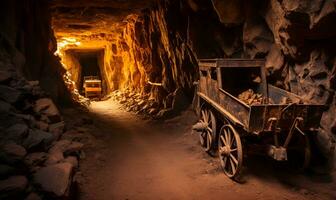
top-left (62, 99), bottom-right (336, 200)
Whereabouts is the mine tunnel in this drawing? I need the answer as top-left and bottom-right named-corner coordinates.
top-left (0, 0), bottom-right (336, 199)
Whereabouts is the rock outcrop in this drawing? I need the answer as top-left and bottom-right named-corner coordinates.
top-left (0, 66), bottom-right (83, 199)
top-left (0, 0), bottom-right (70, 103)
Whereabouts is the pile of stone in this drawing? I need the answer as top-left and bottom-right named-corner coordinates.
top-left (0, 68), bottom-right (83, 199)
top-left (110, 87), bottom-right (190, 119)
top-left (63, 71), bottom-right (90, 108)
top-left (111, 89), bottom-right (159, 116)
top-left (238, 89), bottom-right (274, 105)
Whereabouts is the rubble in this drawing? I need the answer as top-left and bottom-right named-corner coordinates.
top-left (110, 87), bottom-right (191, 119)
top-left (0, 176), bottom-right (28, 199)
top-left (0, 67), bottom-right (83, 199)
top-left (33, 163), bottom-right (73, 197)
top-left (238, 89), bottom-right (266, 105)
top-left (238, 89), bottom-right (278, 105)
top-left (63, 71), bottom-right (90, 108)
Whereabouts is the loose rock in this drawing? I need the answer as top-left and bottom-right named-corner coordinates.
top-left (0, 176), bottom-right (28, 199)
top-left (0, 142), bottom-right (27, 164)
top-left (0, 85), bottom-right (21, 104)
top-left (34, 98), bottom-right (61, 123)
top-left (22, 129), bottom-right (55, 151)
top-left (33, 163), bottom-right (73, 197)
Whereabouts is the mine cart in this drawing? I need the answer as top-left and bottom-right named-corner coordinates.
top-left (83, 76), bottom-right (102, 99)
top-left (193, 59), bottom-right (325, 179)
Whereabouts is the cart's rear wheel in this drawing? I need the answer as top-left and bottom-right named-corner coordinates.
top-left (199, 108), bottom-right (217, 156)
top-left (286, 133), bottom-right (311, 170)
top-left (218, 124), bottom-right (243, 179)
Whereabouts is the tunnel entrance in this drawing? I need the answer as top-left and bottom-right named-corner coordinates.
top-left (77, 51), bottom-right (102, 96)
top-left (71, 49), bottom-right (107, 99)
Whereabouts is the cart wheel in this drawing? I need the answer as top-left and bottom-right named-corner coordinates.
top-left (199, 108), bottom-right (217, 156)
top-left (287, 133), bottom-right (311, 170)
top-left (218, 124), bottom-right (243, 179)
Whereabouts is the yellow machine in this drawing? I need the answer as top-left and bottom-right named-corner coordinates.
top-left (83, 76), bottom-right (102, 99)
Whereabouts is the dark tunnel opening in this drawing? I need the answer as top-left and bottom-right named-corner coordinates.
top-left (72, 50), bottom-right (107, 99)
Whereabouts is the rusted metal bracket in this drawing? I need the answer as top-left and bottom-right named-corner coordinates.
top-left (284, 117), bottom-right (303, 148)
top-left (265, 117), bottom-right (281, 147)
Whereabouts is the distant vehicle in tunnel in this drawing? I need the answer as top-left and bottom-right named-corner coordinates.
top-left (83, 76), bottom-right (102, 99)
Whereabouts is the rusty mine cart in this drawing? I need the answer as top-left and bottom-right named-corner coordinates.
top-left (83, 76), bottom-right (102, 99)
top-left (193, 59), bottom-right (325, 179)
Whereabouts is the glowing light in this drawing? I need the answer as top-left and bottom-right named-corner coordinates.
top-left (54, 37), bottom-right (89, 106)
top-left (55, 37), bottom-right (81, 56)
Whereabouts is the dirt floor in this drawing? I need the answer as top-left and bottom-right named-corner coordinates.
top-left (62, 99), bottom-right (336, 200)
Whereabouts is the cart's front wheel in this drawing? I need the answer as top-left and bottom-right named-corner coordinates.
top-left (218, 124), bottom-right (243, 179)
top-left (199, 108), bottom-right (217, 156)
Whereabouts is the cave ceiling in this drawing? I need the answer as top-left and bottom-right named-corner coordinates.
top-left (50, 0), bottom-right (155, 48)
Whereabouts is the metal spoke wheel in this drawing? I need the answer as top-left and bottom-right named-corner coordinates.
top-left (218, 124), bottom-right (243, 178)
top-left (199, 108), bottom-right (217, 156)
top-left (286, 133), bottom-right (311, 170)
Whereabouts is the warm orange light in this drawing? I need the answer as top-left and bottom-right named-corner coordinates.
top-left (55, 37), bottom-right (90, 105)
top-left (55, 37), bottom-right (81, 57)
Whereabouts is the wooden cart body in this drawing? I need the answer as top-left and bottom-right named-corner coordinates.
top-left (197, 59), bottom-right (324, 134)
top-left (83, 76), bottom-right (102, 98)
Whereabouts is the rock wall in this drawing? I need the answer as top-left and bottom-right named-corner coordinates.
top-left (0, 1), bottom-right (84, 199)
top-left (107, 1), bottom-right (198, 117)
top-left (0, 0), bottom-right (69, 103)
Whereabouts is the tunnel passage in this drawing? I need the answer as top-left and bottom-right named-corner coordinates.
top-left (63, 49), bottom-right (107, 98)
top-left (76, 51), bottom-right (106, 96)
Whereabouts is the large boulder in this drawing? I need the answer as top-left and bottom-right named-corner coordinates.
top-left (0, 142), bottom-right (27, 165)
top-left (0, 85), bottom-right (21, 104)
top-left (33, 163), bottom-right (73, 197)
top-left (22, 129), bottom-right (55, 151)
top-left (34, 98), bottom-right (61, 123)
top-left (24, 152), bottom-right (48, 169)
top-left (0, 176), bottom-right (28, 199)
top-left (45, 151), bottom-right (64, 165)
top-left (4, 123), bottom-right (29, 143)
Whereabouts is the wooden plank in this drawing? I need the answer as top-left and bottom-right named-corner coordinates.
top-left (216, 59), bottom-right (265, 67)
top-left (198, 59), bottom-right (265, 68)
top-left (198, 62), bottom-right (217, 68)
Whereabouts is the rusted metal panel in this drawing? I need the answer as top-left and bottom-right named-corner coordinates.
top-left (217, 59), bottom-right (265, 68)
top-left (267, 85), bottom-right (302, 103)
top-left (218, 89), bottom-right (250, 128)
top-left (249, 104), bottom-right (325, 133)
top-left (198, 92), bottom-right (244, 127)
top-left (199, 59), bottom-right (265, 68)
